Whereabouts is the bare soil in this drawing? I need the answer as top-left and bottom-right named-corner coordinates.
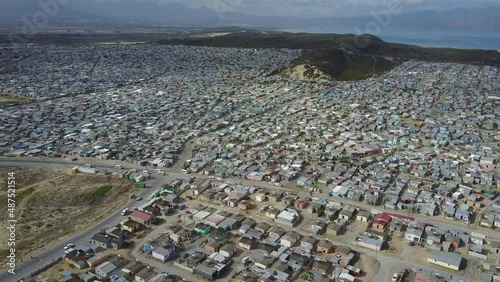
top-left (357, 254), bottom-right (380, 282)
top-left (0, 167), bottom-right (135, 269)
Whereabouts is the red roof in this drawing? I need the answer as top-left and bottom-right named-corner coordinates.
top-left (131, 210), bottom-right (154, 221)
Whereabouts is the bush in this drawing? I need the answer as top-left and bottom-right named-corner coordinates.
top-left (93, 185), bottom-right (112, 196)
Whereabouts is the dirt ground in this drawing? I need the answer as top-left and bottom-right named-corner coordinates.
top-left (357, 254), bottom-right (380, 282)
top-left (0, 167), bottom-right (135, 270)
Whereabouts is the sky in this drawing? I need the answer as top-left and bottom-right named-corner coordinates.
top-left (131, 0), bottom-right (500, 17)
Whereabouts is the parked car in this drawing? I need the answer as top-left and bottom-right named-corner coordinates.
top-left (136, 196), bottom-right (143, 201)
top-left (121, 208), bottom-right (130, 215)
top-left (71, 157), bottom-right (78, 161)
top-left (392, 273), bottom-right (399, 282)
top-left (242, 256), bottom-right (251, 263)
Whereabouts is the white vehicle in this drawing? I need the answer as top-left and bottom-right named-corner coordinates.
top-left (121, 208), bottom-right (130, 215)
top-left (142, 170), bottom-right (149, 174)
top-left (242, 256), bottom-right (251, 263)
top-left (181, 169), bottom-right (190, 174)
top-left (64, 243), bottom-right (75, 250)
top-left (85, 164), bottom-right (94, 168)
top-left (114, 165), bottom-right (122, 169)
top-left (392, 273), bottom-right (399, 282)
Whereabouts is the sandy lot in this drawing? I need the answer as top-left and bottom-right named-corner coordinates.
top-left (357, 254), bottom-right (380, 282)
top-left (0, 167), bottom-right (135, 269)
top-left (0, 92), bottom-right (33, 106)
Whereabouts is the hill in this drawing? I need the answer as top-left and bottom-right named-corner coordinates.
top-left (160, 32), bottom-right (500, 81)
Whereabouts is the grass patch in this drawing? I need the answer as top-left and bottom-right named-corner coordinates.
top-left (17, 187), bottom-right (35, 202)
top-left (93, 185), bottom-right (112, 197)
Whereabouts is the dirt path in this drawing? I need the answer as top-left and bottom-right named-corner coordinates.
top-left (171, 138), bottom-right (198, 172)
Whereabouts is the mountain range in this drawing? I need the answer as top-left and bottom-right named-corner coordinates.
top-left (1, 0), bottom-right (499, 31)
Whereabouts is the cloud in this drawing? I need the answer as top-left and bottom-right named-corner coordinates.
top-left (98, 0), bottom-right (500, 17)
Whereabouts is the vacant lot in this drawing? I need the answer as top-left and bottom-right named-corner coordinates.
top-left (0, 92), bottom-right (33, 106)
top-left (0, 167), bottom-right (134, 269)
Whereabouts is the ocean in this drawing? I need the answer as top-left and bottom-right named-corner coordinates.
top-left (282, 27), bottom-right (500, 51)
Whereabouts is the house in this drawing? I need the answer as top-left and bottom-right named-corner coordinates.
top-left (339, 206), bottom-right (357, 221)
top-left (238, 200), bottom-right (250, 211)
top-left (358, 236), bottom-right (384, 251)
top-left (336, 245), bottom-right (352, 257)
top-left (95, 260), bottom-right (121, 279)
top-left (194, 223), bottom-right (211, 235)
top-left (301, 235), bottom-right (319, 251)
top-left (289, 252), bottom-right (311, 266)
top-left (312, 260), bottom-right (332, 275)
top-left (316, 240), bottom-right (335, 254)
top-left (310, 220), bottom-right (328, 235)
top-left (64, 250), bottom-right (86, 265)
top-left (326, 223), bottom-right (343, 236)
top-left (152, 244), bottom-right (177, 262)
top-left (89, 233), bottom-right (123, 249)
top-left (266, 208), bottom-right (281, 220)
top-left (135, 268), bottom-right (157, 282)
top-left (220, 244), bottom-right (236, 258)
top-left (255, 193), bottom-right (267, 202)
top-left (488, 240), bottom-right (500, 255)
top-left (356, 210), bottom-right (371, 222)
top-left (122, 261), bottom-right (145, 276)
top-left (254, 256), bottom-right (276, 270)
top-left (294, 199), bottom-right (308, 210)
top-left (405, 225), bottom-right (425, 242)
top-left (255, 221), bottom-right (271, 234)
top-left (121, 220), bottom-right (141, 233)
top-left (276, 209), bottom-right (300, 227)
top-left (87, 253), bottom-right (108, 268)
top-left (204, 239), bottom-right (224, 253)
top-left (372, 213), bottom-right (391, 232)
top-left (427, 251), bottom-right (463, 271)
top-left (444, 234), bottom-right (461, 250)
top-left (268, 192), bottom-right (282, 202)
top-left (238, 236), bottom-right (257, 250)
top-left (455, 204), bottom-right (471, 221)
top-left (280, 231), bottom-right (301, 248)
top-left (268, 226), bottom-right (286, 239)
top-left (130, 210), bottom-right (156, 226)
top-left (306, 202), bottom-right (322, 214)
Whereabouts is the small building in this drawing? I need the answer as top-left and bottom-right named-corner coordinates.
top-left (194, 223), bottom-right (211, 235)
top-left (427, 251), bottom-right (463, 271)
top-left (130, 210), bottom-right (156, 226)
top-left (121, 220), bottom-right (141, 233)
top-left (276, 209), bottom-right (299, 227)
top-left (356, 210), bottom-right (371, 222)
top-left (238, 236), bottom-right (257, 250)
top-left (326, 223), bottom-right (343, 236)
top-left (220, 244), bottom-right (236, 258)
top-left (280, 231), bottom-right (301, 248)
top-left (316, 240), bottom-right (335, 254)
top-left (255, 193), bottom-right (267, 202)
top-left (152, 244), bottom-right (177, 262)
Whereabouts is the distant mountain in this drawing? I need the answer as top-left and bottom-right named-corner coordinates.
top-left (0, 0), bottom-right (499, 31)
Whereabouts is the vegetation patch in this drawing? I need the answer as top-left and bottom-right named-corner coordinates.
top-left (160, 32), bottom-right (500, 81)
top-left (16, 187), bottom-right (35, 203)
top-left (93, 185), bottom-right (113, 197)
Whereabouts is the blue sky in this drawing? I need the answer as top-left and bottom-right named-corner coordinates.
top-left (147, 0), bottom-right (500, 17)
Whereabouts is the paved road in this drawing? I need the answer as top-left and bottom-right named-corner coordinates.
top-left (0, 158), bottom-right (185, 282)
